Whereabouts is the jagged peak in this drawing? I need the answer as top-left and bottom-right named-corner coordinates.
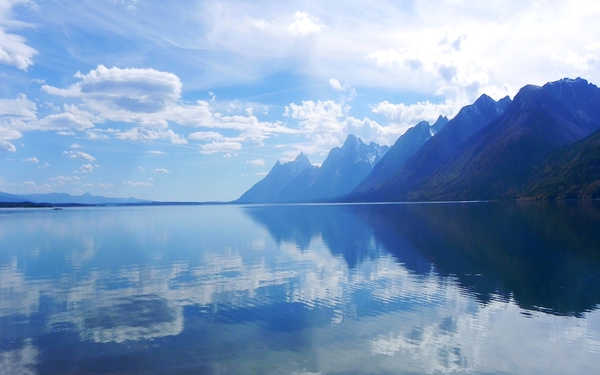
top-left (473, 93), bottom-right (495, 106)
top-left (269, 153), bottom-right (312, 175)
top-left (497, 95), bottom-right (512, 104)
top-left (515, 77), bottom-right (596, 104)
top-left (431, 116), bottom-right (448, 128)
top-left (342, 134), bottom-right (364, 148)
top-left (295, 152), bottom-right (309, 162)
top-left (430, 115), bottom-right (449, 135)
top-left (434, 115), bottom-right (449, 123)
top-left (544, 77), bottom-right (589, 88)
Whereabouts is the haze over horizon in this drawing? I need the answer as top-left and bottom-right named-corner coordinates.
top-left (1, 1), bottom-right (599, 201)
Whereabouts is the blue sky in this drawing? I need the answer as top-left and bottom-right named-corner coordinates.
top-left (0, 0), bottom-right (599, 201)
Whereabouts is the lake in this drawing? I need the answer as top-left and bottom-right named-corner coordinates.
top-left (1, 202), bottom-right (600, 374)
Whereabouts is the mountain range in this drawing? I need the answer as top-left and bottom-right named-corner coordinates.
top-left (240, 77), bottom-right (600, 203)
top-left (237, 135), bottom-right (388, 203)
top-left (3, 77), bottom-right (598, 205)
top-left (0, 192), bottom-right (147, 205)
top-left (353, 116), bottom-right (447, 194)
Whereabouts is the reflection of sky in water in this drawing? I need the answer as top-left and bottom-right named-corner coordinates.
top-left (1, 204), bottom-right (600, 374)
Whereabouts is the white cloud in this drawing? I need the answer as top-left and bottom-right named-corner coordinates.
top-left (112, 0), bottom-right (599, 107)
top-left (0, 140), bottom-right (16, 152)
top-left (0, 95), bottom-right (96, 151)
top-left (114, 127), bottom-right (187, 144)
top-left (329, 78), bottom-right (343, 91)
top-left (199, 141), bottom-right (242, 155)
top-left (0, 94), bottom-right (36, 151)
top-left (70, 143), bottom-right (82, 149)
top-left (0, 94), bottom-right (36, 124)
top-left (76, 163), bottom-right (97, 174)
top-left (0, 0), bottom-right (37, 70)
top-left (288, 11), bottom-right (322, 36)
top-left (42, 66), bottom-right (296, 148)
top-left (371, 100), bottom-right (460, 127)
top-left (0, 28), bottom-right (37, 70)
top-left (43, 65), bottom-right (182, 113)
top-left (283, 99), bottom-right (408, 158)
top-left (38, 110), bottom-right (95, 132)
top-left (188, 131), bottom-right (224, 141)
top-left (64, 150), bottom-right (96, 162)
top-left (246, 159), bottom-right (265, 167)
top-left (63, 149), bottom-right (99, 174)
top-left (154, 168), bottom-right (169, 174)
top-left (24, 156), bottom-right (38, 163)
top-left (285, 100), bottom-right (346, 133)
top-left (146, 150), bottom-right (165, 155)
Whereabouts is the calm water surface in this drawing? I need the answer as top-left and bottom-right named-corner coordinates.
top-left (1, 202), bottom-right (600, 374)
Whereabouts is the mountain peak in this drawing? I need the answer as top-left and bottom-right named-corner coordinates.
top-left (474, 93), bottom-right (495, 107)
top-left (342, 134), bottom-right (363, 148)
top-left (414, 120), bottom-right (430, 129)
top-left (544, 77), bottom-right (589, 88)
top-left (497, 95), bottom-right (511, 104)
top-left (514, 77), bottom-right (598, 110)
top-left (431, 115), bottom-right (449, 134)
top-left (434, 115), bottom-right (448, 124)
top-left (294, 152), bottom-right (310, 163)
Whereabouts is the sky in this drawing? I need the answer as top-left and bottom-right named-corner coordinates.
top-left (0, 0), bottom-right (599, 201)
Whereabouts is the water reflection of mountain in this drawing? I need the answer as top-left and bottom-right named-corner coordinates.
top-left (2, 205), bottom-right (600, 374)
top-left (244, 205), bottom-right (391, 268)
top-left (244, 202), bottom-right (600, 316)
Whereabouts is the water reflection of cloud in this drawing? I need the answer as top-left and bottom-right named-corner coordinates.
top-left (0, 259), bottom-right (41, 318)
top-left (0, 340), bottom-right (38, 375)
top-left (1, 206), bottom-right (600, 374)
top-left (50, 295), bottom-right (184, 344)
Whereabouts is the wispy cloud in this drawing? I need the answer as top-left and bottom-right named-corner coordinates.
top-left (41, 65), bottom-right (297, 151)
top-left (288, 11), bottom-right (322, 36)
top-left (64, 150), bottom-right (96, 162)
top-left (76, 163), bottom-right (97, 174)
top-left (199, 141), bottom-right (242, 155)
top-left (0, 0), bottom-right (37, 70)
top-left (23, 156), bottom-right (38, 163)
top-left (371, 100), bottom-right (459, 127)
top-left (246, 159), bottom-right (265, 167)
top-left (283, 99), bottom-right (411, 158)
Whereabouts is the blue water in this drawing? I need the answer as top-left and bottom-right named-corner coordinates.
top-left (1, 202), bottom-right (600, 374)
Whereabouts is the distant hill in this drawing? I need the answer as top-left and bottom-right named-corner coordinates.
top-left (237, 136), bottom-right (388, 203)
top-left (0, 192), bottom-right (148, 205)
top-left (0, 192), bottom-right (28, 203)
